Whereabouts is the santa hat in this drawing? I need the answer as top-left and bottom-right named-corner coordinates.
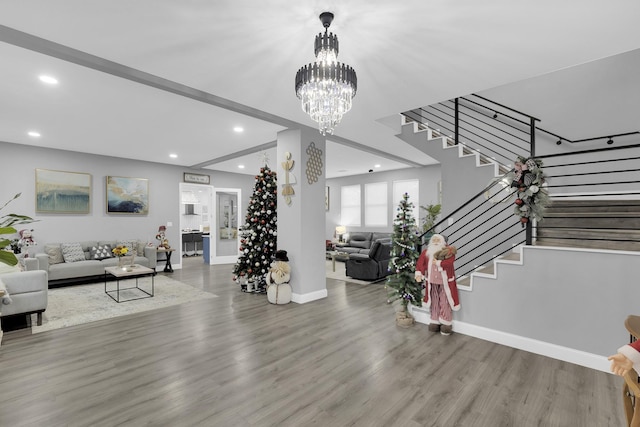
top-left (275, 250), bottom-right (289, 262)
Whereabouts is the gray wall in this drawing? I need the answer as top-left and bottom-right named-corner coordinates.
top-left (459, 246), bottom-right (640, 357)
top-left (1, 141), bottom-right (255, 259)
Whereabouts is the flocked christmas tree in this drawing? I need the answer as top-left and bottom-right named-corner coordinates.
top-left (232, 164), bottom-right (278, 293)
top-left (385, 193), bottom-right (422, 325)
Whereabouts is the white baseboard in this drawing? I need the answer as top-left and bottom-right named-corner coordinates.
top-left (409, 305), bottom-right (610, 373)
top-left (291, 289), bottom-right (328, 304)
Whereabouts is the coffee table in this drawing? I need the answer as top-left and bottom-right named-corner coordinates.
top-left (104, 265), bottom-right (155, 303)
top-left (326, 251), bottom-right (350, 272)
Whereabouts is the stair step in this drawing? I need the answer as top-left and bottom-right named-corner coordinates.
top-left (457, 251), bottom-right (520, 288)
top-left (542, 216), bottom-right (640, 229)
top-left (536, 237), bottom-right (640, 252)
top-left (537, 227), bottom-right (640, 240)
top-left (546, 202), bottom-right (640, 214)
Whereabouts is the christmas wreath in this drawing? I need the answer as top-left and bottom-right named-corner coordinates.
top-left (509, 156), bottom-right (549, 225)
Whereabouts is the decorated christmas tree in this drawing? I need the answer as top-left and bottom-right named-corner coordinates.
top-left (385, 193), bottom-right (422, 326)
top-left (232, 165), bottom-right (278, 293)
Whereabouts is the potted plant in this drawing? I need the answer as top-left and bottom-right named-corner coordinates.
top-left (420, 203), bottom-right (441, 243)
top-left (0, 193), bottom-right (36, 267)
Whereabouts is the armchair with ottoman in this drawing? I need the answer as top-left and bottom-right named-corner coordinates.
top-left (345, 238), bottom-right (393, 281)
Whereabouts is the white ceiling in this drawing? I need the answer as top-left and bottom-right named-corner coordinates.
top-left (1, 1), bottom-right (639, 178)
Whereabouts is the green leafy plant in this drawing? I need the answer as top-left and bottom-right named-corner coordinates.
top-left (420, 203), bottom-right (441, 233)
top-left (0, 193), bottom-right (36, 266)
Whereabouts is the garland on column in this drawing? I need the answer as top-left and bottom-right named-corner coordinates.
top-left (232, 165), bottom-right (278, 292)
top-left (385, 193), bottom-right (422, 314)
top-left (509, 156), bottom-right (550, 226)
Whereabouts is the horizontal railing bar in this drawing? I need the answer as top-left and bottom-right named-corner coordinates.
top-left (549, 169), bottom-right (640, 179)
top-left (535, 236), bottom-right (640, 243)
top-left (546, 180), bottom-right (640, 188)
top-left (543, 155), bottom-right (640, 169)
top-left (550, 191), bottom-right (640, 198)
top-left (572, 131), bottom-right (640, 143)
top-left (537, 143), bottom-right (640, 160)
top-left (469, 94), bottom-right (541, 122)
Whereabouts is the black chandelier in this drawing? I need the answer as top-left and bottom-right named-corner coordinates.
top-left (295, 12), bottom-right (357, 136)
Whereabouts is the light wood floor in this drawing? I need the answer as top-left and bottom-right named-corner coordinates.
top-left (1, 257), bottom-right (626, 426)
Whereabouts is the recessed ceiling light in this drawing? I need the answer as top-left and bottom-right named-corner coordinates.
top-left (169, 153), bottom-right (178, 158)
top-left (233, 127), bottom-right (244, 133)
top-left (374, 164), bottom-right (381, 168)
top-left (238, 164), bottom-right (245, 169)
top-left (39, 75), bottom-right (58, 85)
top-left (28, 131), bottom-right (41, 137)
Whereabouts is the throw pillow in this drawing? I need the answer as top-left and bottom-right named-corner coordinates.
top-left (44, 244), bottom-right (64, 265)
top-left (117, 240), bottom-right (138, 256)
top-left (136, 241), bottom-right (146, 256)
top-left (61, 242), bottom-right (86, 263)
top-left (89, 245), bottom-right (113, 260)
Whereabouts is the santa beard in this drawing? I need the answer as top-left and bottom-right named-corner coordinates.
top-left (427, 240), bottom-right (445, 259)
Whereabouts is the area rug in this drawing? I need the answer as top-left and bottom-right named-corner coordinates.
top-left (325, 260), bottom-right (385, 285)
top-left (32, 276), bottom-right (217, 334)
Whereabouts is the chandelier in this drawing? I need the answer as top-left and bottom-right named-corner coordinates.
top-left (295, 12), bottom-right (357, 136)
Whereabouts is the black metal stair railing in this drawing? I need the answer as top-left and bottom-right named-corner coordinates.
top-left (533, 143), bottom-right (640, 250)
top-left (408, 94), bottom-right (640, 280)
top-left (420, 170), bottom-right (526, 281)
top-left (402, 94), bottom-right (537, 167)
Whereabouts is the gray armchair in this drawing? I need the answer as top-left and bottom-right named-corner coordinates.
top-left (345, 239), bottom-right (392, 281)
top-left (0, 270), bottom-right (48, 326)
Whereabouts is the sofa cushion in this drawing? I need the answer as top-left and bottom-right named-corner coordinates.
top-left (347, 232), bottom-right (373, 249)
top-left (48, 260), bottom-right (104, 281)
top-left (44, 244), bottom-right (64, 265)
top-left (61, 242), bottom-right (86, 263)
top-left (89, 244), bottom-right (114, 260)
top-left (372, 232), bottom-right (392, 243)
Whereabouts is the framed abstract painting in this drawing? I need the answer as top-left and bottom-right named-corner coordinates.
top-left (35, 169), bottom-right (91, 214)
top-left (106, 176), bottom-right (149, 214)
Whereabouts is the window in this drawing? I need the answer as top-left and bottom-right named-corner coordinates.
top-left (365, 182), bottom-right (388, 226)
top-left (340, 185), bottom-right (361, 226)
top-left (393, 179), bottom-right (419, 221)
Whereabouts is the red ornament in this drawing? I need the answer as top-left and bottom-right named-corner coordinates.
top-left (515, 198), bottom-right (524, 206)
top-left (520, 217), bottom-right (529, 223)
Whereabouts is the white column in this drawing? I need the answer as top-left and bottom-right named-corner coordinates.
top-left (276, 128), bottom-right (327, 303)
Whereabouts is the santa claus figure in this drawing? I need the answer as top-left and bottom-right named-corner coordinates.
top-left (415, 234), bottom-right (460, 335)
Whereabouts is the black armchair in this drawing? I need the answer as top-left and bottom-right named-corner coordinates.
top-left (345, 239), bottom-right (392, 281)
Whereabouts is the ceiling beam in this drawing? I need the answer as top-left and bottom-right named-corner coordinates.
top-left (0, 25), bottom-right (425, 170)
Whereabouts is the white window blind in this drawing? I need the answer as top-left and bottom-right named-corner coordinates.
top-left (365, 182), bottom-right (388, 226)
top-left (340, 185), bottom-right (361, 226)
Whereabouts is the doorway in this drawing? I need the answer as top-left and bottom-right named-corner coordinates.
top-left (178, 183), bottom-right (214, 268)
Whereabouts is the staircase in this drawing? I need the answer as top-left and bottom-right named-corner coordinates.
top-left (399, 96), bottom-right (640, 371)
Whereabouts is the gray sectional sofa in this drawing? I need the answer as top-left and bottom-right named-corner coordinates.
top-left (29, 240), bottom-right (157, 286)
top-left (335, 232), bottom-right (392, 254)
